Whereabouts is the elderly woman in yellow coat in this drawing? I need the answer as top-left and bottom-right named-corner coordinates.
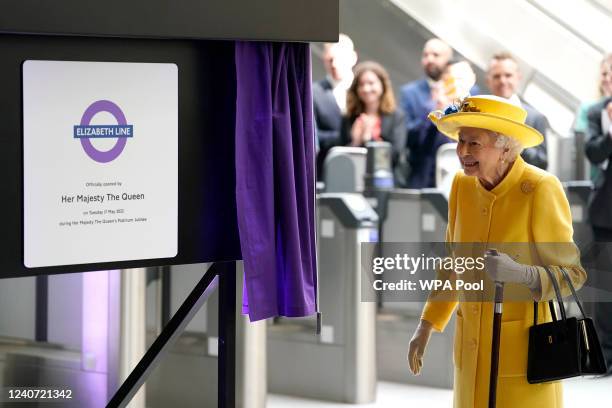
top-left (407, 95), bottom-right (586, 407)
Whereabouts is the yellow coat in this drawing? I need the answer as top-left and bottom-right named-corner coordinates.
top-left (421, 156), bottom-right (587, 408)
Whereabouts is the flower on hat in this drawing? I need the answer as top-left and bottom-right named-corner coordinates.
top-left (459, 99), bottom-right (481, 113)
top-left (444, 104), bottom-right (459, 115)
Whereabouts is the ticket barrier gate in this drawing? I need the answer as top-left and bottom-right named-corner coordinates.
top-left (563, 181), bottom-right (595, 318)
top-left (146, 262), bottom-right (266, 408)
top-left (323, 146), bottom-right (367, 193)
top-left (267, 193), bottom-right (378, 403)
top-left (379, 188), bottom-right (448, 312)
top-left (563, 180), bottom-right (593, 247)
top-left (383, 188), bottom-right (448, 243)
top-left (376, 188), bottom-right (454, 388)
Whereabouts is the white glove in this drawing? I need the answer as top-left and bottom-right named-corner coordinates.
top-left (407, 319), bottom-right (433, 375)
top-left (484, 249), bottom-right (541, 290)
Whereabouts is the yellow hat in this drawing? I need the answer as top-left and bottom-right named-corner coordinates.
top-left (428, 95), bottom-right (544, 148)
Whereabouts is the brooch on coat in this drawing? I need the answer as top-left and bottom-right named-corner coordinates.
top-left (521, 181), bottom-right (535, 194)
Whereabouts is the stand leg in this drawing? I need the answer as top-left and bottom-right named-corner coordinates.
top-left (35, 275), bottom-right (48, 342)
top-left (218, 261), bottom-right (236, 408)
top-left (160, 266), bottom-right (172, 328)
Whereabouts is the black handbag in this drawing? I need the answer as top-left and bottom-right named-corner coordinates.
top-left (527, 266), bottom-right (607, 384)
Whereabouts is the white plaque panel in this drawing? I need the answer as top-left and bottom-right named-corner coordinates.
top-left (23, 60), bottom-right (178, 267)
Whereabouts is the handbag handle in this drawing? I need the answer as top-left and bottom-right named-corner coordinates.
top-left (559, 267), bottom-right (588, 320)
top-left (545, 266), bottom-right (567, 321)
top-left (533, 266), bottom-right (567, 325)
top-left (532, 301), bottom-right (557, 325)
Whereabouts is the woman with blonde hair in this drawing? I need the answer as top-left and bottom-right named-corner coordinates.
top-left (574, 53), bottom-right (612, 145)
top-left (408, 95), bottom-right (587, 407)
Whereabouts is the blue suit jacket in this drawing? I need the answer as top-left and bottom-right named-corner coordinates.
top-left (522, 100), bottom-right (549, 170)
top-left (313, 78), bottom-right (343, 180)
top-left (400, 78), bottom-right (480, 188)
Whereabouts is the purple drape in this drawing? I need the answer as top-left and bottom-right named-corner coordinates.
top-left (234, 42), bottom-right (318, 322)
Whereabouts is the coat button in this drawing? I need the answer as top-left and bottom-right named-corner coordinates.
top-left (472, 305), bottom-right (479, 314)
top-left (481, 207), bottom-right (488, 216)
top-left (470, 338), bottom-right (478, 349)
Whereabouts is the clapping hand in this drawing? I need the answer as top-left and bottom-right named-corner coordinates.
top-left (350, 113), bottom-right (377, 145)
top-left (350, 116), bottom-right (365, 146)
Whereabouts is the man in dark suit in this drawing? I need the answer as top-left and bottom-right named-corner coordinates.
top-left (486, 52), bottom-right (549, 169)
top-left (585, 96), bottom-right (612, 373)
top-left (313, 34), bottom-right (357, 180)
top-left (400, 38), bottom-right (455, 188)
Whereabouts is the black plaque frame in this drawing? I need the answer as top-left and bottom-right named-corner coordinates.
top-left (0, 0), bottom-right (338, 279)
top-left (2, 34), bottom-right (242, 278)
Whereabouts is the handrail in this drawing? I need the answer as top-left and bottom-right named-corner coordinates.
top-left (587, 0), bottom-right (612, 19)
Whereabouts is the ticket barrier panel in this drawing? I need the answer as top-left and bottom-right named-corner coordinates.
top-left (563, 180), bottom-right (593, 247)
top-left (267, 194), bottom-right (378, 403)
top-left (379, 189), bottom-right (447, 313)
top-left (563, 181), bottom-right (595, 318)
top-left (376, 188), bottom-right (453, 388)
top-left (380, 188), bottom-right (448, 242)
top-left (323, 147), bottom-right (367, 193)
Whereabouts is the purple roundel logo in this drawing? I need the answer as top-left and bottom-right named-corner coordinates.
top-left (73, 100), bottom-right (133, 163)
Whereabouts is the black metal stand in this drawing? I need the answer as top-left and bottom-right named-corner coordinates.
top-left (35, 275), bottom-right (48, 342)
top-left (106, 261), bottom-right (237, 408)
top-left (160, 265), bottom-right (172, 328)
top-left (218, 262), bottom-right (237, 408)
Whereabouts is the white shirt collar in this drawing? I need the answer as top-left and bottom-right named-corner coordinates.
top-left (326, 74), bottom-right (353, 113)
top-left (509, 94), bottom-right (523, 107)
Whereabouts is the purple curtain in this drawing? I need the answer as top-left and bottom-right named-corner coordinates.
top-left (234, 42), bottom-right (318, 322)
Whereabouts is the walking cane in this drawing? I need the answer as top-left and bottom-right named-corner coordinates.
top-left (487, 249), bottom-right (504, 408)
